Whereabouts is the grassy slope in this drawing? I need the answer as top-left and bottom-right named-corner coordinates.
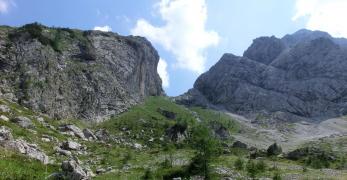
top-left (0, 96), bottom-right (346, 179)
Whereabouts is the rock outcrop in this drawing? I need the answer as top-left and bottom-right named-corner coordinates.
top-left (178, 29), bottom-right (347, 120)
top-left (0, 23), bottom-right (163, 122)
top-left (0, 126), bottom-right (49, 164)
top-left (61, 159), bottom-right (90, 180)
top-left (11, 116), bottom-right (34, 129)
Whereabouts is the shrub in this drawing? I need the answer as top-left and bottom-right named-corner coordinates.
top-left (256, 160), bottom-right (267, 172)
top-left (188, 125), bottom-right (221, 178)
top-left (234, 157), bottom-right (245, 170)
top-left (122, 152), bottom-right (132, 165)
top-left (273, 171), bottom-right (282, 180)
top-left (246, 160), bottom-right (258, 178)
top-left (142, 169), bottom-right (154, 180)
top-left (267, 143), bottom-right (282, 156)
top-left (161, 158), bottom-right (172, 168)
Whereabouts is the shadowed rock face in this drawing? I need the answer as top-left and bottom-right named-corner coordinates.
top-left (0, 23), bottom-right (163, 122)
top-left (244, 36), bottom-right (286, 65)
top-left (178, 29), bottom-right (347, 120)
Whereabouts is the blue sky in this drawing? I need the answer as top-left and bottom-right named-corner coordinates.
top-left (1, 0), bottom-right (346, 96)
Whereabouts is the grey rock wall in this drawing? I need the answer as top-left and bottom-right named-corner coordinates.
top-left (0, 23), bottom-right (163, 122)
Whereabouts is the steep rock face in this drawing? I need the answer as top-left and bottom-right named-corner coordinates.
top-left (244, 36), bottom-right (286, 65)
top-left (0, 23), bottom-right (163, 122)
top-left (179, 29), bottom-right (347, 120)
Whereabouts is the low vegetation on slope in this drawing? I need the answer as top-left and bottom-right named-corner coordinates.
top-left (0, 97), bottom-right (346, 179)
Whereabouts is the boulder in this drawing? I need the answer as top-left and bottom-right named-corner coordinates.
top-left (54, 146), bottom-right (72, 156)
top-left (59, 124), bottom-right (86, 140)
top-left (157, 108), bottom-right (176, 119)
top-left (11, 116), bottom-right (34, 129)
top-left (133, 143), bottom-right (143, 150)
top-left (1, 127), bottom-right (48, 163)
top-left (61, 141), bottom-right (82, 151)
top-left (61, 159), bottom-right (89, 180)
top-left (210, 123), bottom-right (230, 140)
top-left (0, 126), bottom-right (13, 141)
top-left (95, 129), bottom-right (110, 141)
top-left (96, 168), bottom-right (106, 175)
top-left (165, 124), bottom-right (187, 142)
top-left (83, 128), bottom-right (97, 140)
top-left (6, 139), bottom-right (49, 164)
top-left (250, 148), bottom-right (267, 159)
top-left (0, 115), bottom-right (9, 122)
top-left (232, 141), bottom-right (248, 149)
top-left (0, 105), bottom-right (10, 113)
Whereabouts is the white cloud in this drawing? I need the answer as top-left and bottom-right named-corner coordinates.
top-left (131, 0), bottom-right (219, 74)
top-left (157, 58), bottom-right (170, 88)
top-left (93, 25), bottom-right (112, 32)
top-left (0, 0), bottom-right (14, 14)
top-left (293, 0), bottom-right (347, 37)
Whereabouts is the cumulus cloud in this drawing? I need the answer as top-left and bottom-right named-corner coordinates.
top-left (131, 0), bottom-right (219, 74)
top-left (0, 0), bottom-right (15, 14)
top-left (93, 25), bottom-right (112, 32)
top-left (293, 0), bottom-right (347, 37)
top-left (157, 58), bottom-right (170, 88)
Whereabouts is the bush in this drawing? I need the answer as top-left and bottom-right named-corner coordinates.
top-left (246, 159), bottom-right (268, 178)
top-left (234, 157), bottom-right (244, 170)
top-left (188, 125), bottom-right (221, 178)
top-left (273, 171), bottom-right (282, 180)
top-left (267, 143), bottom-right (282, 156)
top-left (122, 152), bottom-right (132, 165)
top-left (246, 160), bottom-right (258, 178)
top-left (142, 169), bottom-right (154, 180)
top-left (256, 160), bottom-right (267, 172)
top-left (306, 155), bottom-right (329, 169)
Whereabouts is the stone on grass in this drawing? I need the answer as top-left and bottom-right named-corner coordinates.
top-left (11, 116), bottom-right (34, 129)
top-left (0, 115), bottom-right (9, 122)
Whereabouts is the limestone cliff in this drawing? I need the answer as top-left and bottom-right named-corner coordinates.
top-left (0, 23), bottom-right (163, 122)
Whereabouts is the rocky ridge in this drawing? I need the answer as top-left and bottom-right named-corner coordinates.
top-left (177, 29), bottom-right (347, 121)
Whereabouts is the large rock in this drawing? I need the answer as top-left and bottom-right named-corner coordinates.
top-left (0, 126), bottom-right (13, 141)
top-left (54, 146), bottom-right (72, 156)
top-left (16, 140), bottom-right (49, 164)
top-left (11, 116), bottom-right (34, 129)
top-left (157, 108), bottom-right (176, 119)
top-left (83, 128), bottom-right (97, 141)
top-left (0, 104), bottom-right (10, 113)
top-left (61, 159), bottom-right (90, 180)
top-left (232, 141), bottom-right (247, 149)
top-left (0, 115), bottom-right (9, 121)
top-left (165, 124), bottom-right (187, 142)
top-left (95, 129), bottom-right (110, 141)
top-left (59, 124), bottom-right (86, 139)
top-left (178, 29), bottom-right (347, 120)
top-left (1, 136), bottom-right (49, 164)
top-left (210, 123), bottom-right (230, 140)
top-left (1, 126), bottom-right (49, 164)
top-left (61, 141), bottom-right (82, 151)
top-left (0, 23), bottom-right (163, 122)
